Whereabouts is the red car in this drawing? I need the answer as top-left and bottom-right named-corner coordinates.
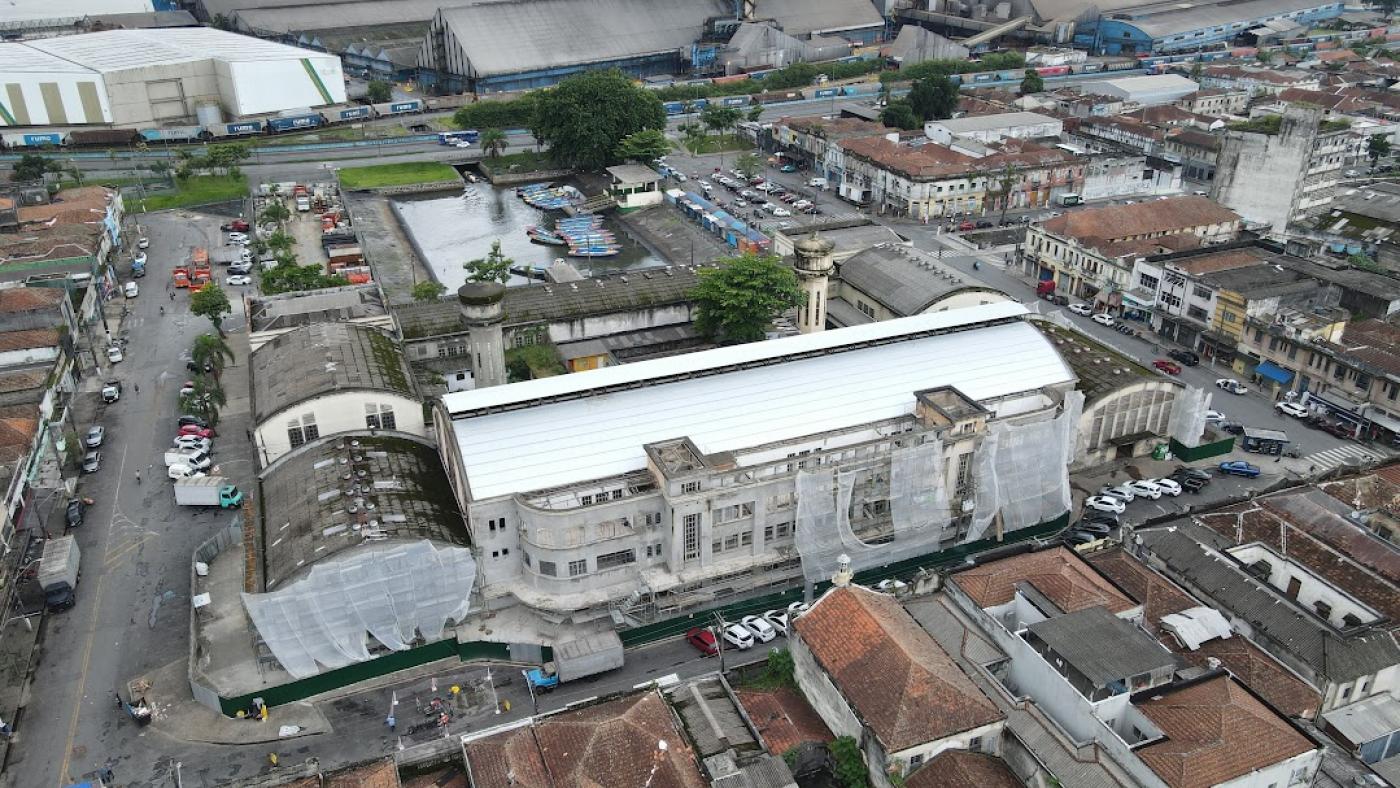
top-left (177, 424), bottom-right (216, 439)
top-left (685, 626), bottom-right (718, 657)
top-left (958, 220), bottom-right (975, 231)
top-left (1153, 359), bottom-right (1183, 375)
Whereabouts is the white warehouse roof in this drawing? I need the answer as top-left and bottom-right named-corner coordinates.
top-left (22, 28), bottom-right (338, 72)
top-left (444, 303), bottom-right (1076, 499)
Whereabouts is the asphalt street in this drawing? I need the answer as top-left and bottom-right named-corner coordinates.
top-left (4, 211), bottom-right (257, 788)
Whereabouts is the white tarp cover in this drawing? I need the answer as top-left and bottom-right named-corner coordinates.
top-left (1161, 606), bottom-right (1233, 651)
top-left (242, 540), bottom-right (476, 679)
top-left (967, 390), bottom-right (1083, 542)
top-left (1167, 385), bottom-right (1209, 446)
top-left (794, 440), bottom-right (951, 582)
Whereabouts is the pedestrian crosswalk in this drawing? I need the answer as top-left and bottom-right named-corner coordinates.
top-left (1302, 444), bottom-right (1390, 472)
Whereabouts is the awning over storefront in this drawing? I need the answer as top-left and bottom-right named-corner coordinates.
top-left (1255, 361), bottom-right (1294, 385)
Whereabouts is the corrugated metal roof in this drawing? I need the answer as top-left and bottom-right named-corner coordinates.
top-left (447, 305), bottom-right (1075, 499)
top-left (1027, 606), bottom-right (1179, 687)
top-left (1124, 0), bottom-right (1339, 39)
top-left (440, 0), bottom-right (881, 77)
top-left (19, 27), bottom-right (334, 72)
top-left (1322, 693), bottom-right (1400, 745)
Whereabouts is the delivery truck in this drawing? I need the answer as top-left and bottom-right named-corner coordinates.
top-left (524, 631), bottom-right (625, 692)
top-left (38, 536), bottom-right (80, 612)
top-left (174, 476), bottom-right (243, 508)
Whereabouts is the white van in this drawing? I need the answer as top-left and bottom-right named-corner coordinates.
top-left (123, 281), bottom-right (139, 298)
top-left (807, 177), bottom-right (827, 188)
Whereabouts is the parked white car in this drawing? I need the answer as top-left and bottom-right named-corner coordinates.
top-left (123, 281), bottom-right (139, 298)
top-left (172, 435), bottom-right (212, 453)
top-left (1215, 379), bottom-right (1248, 395)
top-left (1098, 483), bottom-right (1135, 503)
top-left (741, 615), bottom-right (778, 643)
top-left (1205, 410), bottom-right (1226, 423)
top-left (1276, 401), bottom-right (1309, 418)
top-left (722, 623), bottom-right (755, 650)
top-left (106, 345), bottom-right (124, 364)
top-left (1069, 303), bottom-right (1094, 316)
top-left (762, 609), bottom-right (789, 636)
top-left (1126, 479), bottom-right (1162, 500)
top-left (1153, 478), bottom-right (1182, 496)
top-left (1092, 313), bottom-right (1116, 327)
top-left (1084, 495), bottom-right (1126, 514)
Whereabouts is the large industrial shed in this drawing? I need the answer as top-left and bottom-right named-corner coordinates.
top-left (0, 28), bottom-right (345, 128)
top-left (418, 0), bottom-right (885, 93)
top-left (1091, 0), bottom-right (1344, 55)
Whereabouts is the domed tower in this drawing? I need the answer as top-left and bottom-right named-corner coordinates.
top-left (458, 282), bottom-right (507, 388)
top-left (793, 234), bottom-right (835, 334)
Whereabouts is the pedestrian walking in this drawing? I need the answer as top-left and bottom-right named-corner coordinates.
top-left (386, 713), bottom-right (396, 733)
top-left (169, 291), bottom-right (175, 302)
top-left (134, 469), bottom-right (141, 484)
top-left (133, 383), bottom-right (139, 394)
top-left (100, 767), bottom-right (114, 783)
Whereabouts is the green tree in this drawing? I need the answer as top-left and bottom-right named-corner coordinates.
top-left (366, 80), bottom-right (392, 103)
top-left (12, 154), bottom-right (60, 182)
top-left (880, 100), bottom-right (920, 130)
top-left (987, 163), bottom-right (1019, 225)
top-left (266, 230), bottom-right (295, 253)
top-left (191, 333), bottom-right (234, 381)
top-left (181, 374), bottom-right (227, 426)
top-left (830, 737), bottom-right (869, 788)
top-left (764, 648), bottom-right (795, 687)
top-left (259, 200), bottom-right (290, 227)
top-left (190, 283), bottom-right (231, 337)
top-left (1256, 49), bottom-right (1274, 65)
top-left (746, 104), bottom-right (764, 123)
top-left (204, 143), bottom-right (250, 175)
top-left (616, 129), bottom-right (671, 163)
top-left (464, 239), bottom-right (513, 284)
top-left (1190, 62), bottom-right (1204, 81)
top-left (531, 69), bottom-right (666, 169)
top-left (735, 152), bottom-right (763, 180)
top-left (701, 104), bottom-right (741, 139)
top-left (1368, 134), bottom-right (1391, 169)
top-left (259, 263), bottom-right (349, 295)
top-left (691, 253), bottom-right (804, 344)
top-left (908, 75), bottom-right (959, 121)
top-left (479, 128), bottom-right (508, 158)
top-left (1020, 68), bottom-right (1045, 95)
top-left (683, 125), bottom-right (708, 154)
top-left (452, 93), bottom-right (538, 133)
top-left (412, 280), bottom-right (448, 301)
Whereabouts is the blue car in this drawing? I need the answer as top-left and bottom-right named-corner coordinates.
top-left (1218, 461), bottom-right (1261, 478)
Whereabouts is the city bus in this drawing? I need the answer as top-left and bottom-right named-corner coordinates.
top-left (438, 130), bottom-right (480, 145)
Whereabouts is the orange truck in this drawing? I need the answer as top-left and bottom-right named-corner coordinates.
top-left (172, 265), bottom-right (190, 288)
top-left (191, 247), bottom-right (211, 287)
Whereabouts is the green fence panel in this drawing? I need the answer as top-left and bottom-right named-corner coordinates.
top-left (1170, 435), bottom-right (1235, 462)
top-left (456, 640), bottom-right (513, 662)
top-left (219, 639), bottom-right (457, 716)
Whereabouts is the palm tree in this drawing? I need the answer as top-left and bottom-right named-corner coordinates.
top-left (480, 128), bottom-right (507, 158)
top-left (191, 333), bottom-right (234, 380)
top-left (183, 374), bottom-right (227, 426)
top-left (259, 200), bottom-right (290, 228)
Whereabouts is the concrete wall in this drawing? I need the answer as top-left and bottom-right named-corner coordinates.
top-left (254, 391), bottom-right (427, 466)
top-left (0, 344), bottom-right (59, 369)
top-left (1212, 107), bottom-right (1319, 235)
top-left (101, 61), bottom-right (221, 126)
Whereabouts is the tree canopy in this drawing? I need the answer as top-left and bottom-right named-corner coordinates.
top-left (908, 75), bottom-right (959, 122)
top-left (366, 80), bottom-right (392, 103)
top-left (880, 101), bottom-right (919, 130)
top-left (190, 283), bottom-right (232, 336)
top-left (690, 253), bottom-right (804, 344)
top-left (480, 128), bottom-right (508, 158)
top-left (12, 154), bottom-right (61, 183)
top-left (412, 281), bottom-right (448, 301)
top-left (1020, 68), bottom-right (1045, 95)
top-left (1368, 134), bottom-right (1391, 166)
top-left (464, 239), bottom-right (513, 284)
top-left (531, 70), bottom-right (666, 169)
top-left (616, 129), bottom-right (671, 163)
top-left (259, 262), bottom-right (349, 294)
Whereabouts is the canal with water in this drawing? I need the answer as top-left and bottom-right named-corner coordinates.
top-left (393, 180), bottom-right (666, 288)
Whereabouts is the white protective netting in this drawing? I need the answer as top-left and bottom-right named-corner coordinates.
top-left (1166, 385), bottom-right (1209, 446)
top-left (966, 390), bottom-right (1084, 542)
top-left (794, 440), bottom-right (952, 582)
top-left (242, 540), bottom-right (476, 679)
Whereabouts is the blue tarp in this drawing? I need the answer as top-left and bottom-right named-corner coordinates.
top-left (1255, 360), bottom-right (1294, 385)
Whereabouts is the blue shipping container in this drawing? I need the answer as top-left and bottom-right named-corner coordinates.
top-left (389, 100), bottom-right (422, 113)
top-left (269, 114), bottom-right (322, 131)
top-left (337, 107), bottom-right (373, 121)
top-left (663, 101), bottom-right (685, 115)
top-left (139, 126), bottom-right (201, 142)
top-left (813, 88), bottom-right (838, 98)
top-left (22, 133), bottom-right (62, 146)
top-left (723, 97), bottom-right (748, 106)
top-left (224, 121), bottom-right (263, 135)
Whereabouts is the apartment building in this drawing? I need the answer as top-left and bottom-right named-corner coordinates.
top-left (1021, 196), bottom-right (1240, 308)
top-left (433, 305), bottom-right (1080, 624)
top-left (1213, 105), bottom-right (1352, 234)
top-left (837, 134), bottom-right (1084, 219)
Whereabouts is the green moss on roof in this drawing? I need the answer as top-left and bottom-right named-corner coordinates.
top-left (1037, 321), bottom-right (1158, 402)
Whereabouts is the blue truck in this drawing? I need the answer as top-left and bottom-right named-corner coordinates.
top-left (523, 631), bottom-right (625, 693)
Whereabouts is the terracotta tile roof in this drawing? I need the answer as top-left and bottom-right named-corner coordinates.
top-left (735, 687), bottom-right (834, 755)
top-left (15, 187), bottom-right (111, 224)
top-left (1326, 319), bottom-right (1400, 378)
top-left (840, 135), bottom-right (1079, 181)
top-left (1099, 233), bottom-right (1201, 260)
top-left (0, 403), bottom-right (38, 465)
top-left (1040, 197), bottom-right (1239, 247)
top-left (0, 287), bottom-right (66, 313)
top-left (324, 758), bottom-right (400, 788)
top-left (1165, 128), bottom-right (1221, 151)
top-left (0, 328), bottom-right (59, 353)
top-left (951, 546), bottom-right (1136, 615)
top-left (1161, 247), bottom-right (1267, 275)
top-left (1134, 675), bottom-right (1315, 788)
top-left (905, 750), bottom-right (1023, 788)
top-left (1203, 65), bottom-right (1314, 85)
top-left (794, 585), bottom-right (1002, 751)
top-left (1086, 548), bottom-right (1321, 719)
top-left (0, 368), bottom-right (49, 395)
top-left (779, 115), bottom-right (884, 139)
top-left (464, 691), bottom-right (706, 788)
top-left (1195, 493), bottom-right (1400, 623)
